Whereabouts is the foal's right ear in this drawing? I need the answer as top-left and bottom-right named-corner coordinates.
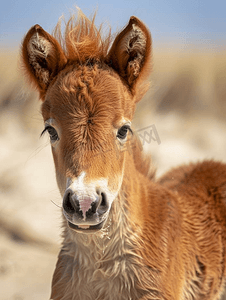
top-left (107, 16), bottom-right (151, 94)
top-left (22, 25), bottom-right (67, 100)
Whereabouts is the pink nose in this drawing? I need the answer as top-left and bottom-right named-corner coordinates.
top-left (79, 195), bottom-right (94, 219)
top-left (62, 188), bottom-right (109, 223)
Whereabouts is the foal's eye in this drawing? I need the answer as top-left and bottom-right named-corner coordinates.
top-left (41, 126), bottom-right (59, 143)
top-left (117, 125), bottom-right (132, 140)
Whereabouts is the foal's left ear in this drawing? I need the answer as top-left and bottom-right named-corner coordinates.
top-left (107, 16), bottom-right (151, 93)
top-left (22, 25), bottom-right (67, 100)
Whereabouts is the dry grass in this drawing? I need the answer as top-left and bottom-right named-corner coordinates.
top-left (0, 49), bottom-right (41, 134)
top-left (135, 47), bottom-right (226, 119)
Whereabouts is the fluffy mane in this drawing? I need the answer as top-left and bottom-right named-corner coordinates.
top-left (53, 9), bottom-right (113, 64)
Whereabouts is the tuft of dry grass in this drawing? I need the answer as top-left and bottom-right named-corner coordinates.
top-left (0, 49), bottom-right (41, 135)
top-left (136, 48), bottom-right (226, 119)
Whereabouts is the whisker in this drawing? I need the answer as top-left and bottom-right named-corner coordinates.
top-left (25, 141), bottom-right (49, 164)
top-left (51, 200), bottom-right (62, 209)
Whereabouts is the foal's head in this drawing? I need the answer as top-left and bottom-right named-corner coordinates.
top-left (22, 12), bottom-right (151, 233)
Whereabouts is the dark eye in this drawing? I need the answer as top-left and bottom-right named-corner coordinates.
top-left (41, 126), bottom-right (59, 143)
top-left (117, 125), bottom-right (132, 140)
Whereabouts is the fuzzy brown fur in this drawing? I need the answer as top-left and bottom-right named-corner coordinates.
top-left (21, 9), bottom-right (226, 300)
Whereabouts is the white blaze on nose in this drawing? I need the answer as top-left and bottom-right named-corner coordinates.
top-left (69, 172), bottom-right (95, 221)
top-left (67, 172), bottom-right (119, 222)
top-left (77, 171), bottom-right (86, 186)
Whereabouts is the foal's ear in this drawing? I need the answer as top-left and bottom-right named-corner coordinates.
top-left (22, 25), bottom-right (67, 100)
top-left (107, 16), bottom-right (151, 92)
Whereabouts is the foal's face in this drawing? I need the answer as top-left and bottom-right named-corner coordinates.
top-left (21, 13), bottom-right (151, 233)
top-left (42, 66), bottom-right (134, 232)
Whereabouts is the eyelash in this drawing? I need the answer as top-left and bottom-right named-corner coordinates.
top-left (116, 125), bottom-right (133, 140)
top-left (41, 124), bottom-right (132, 143)
top-left (41, 125), bottom-right (59, 142)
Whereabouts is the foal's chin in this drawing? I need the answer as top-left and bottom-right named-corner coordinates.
top-left (66, 219), bottom-right (106, 234)
top-left (63, 211), bottom-right (109, 234)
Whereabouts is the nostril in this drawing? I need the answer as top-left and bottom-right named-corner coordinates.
top-left (100, 193), bottom-right (107, 208)
top-left (96, 190), bottom-right (108, 208)
top-left (63, 191), bottom-right (76, 214)
top-left (98, 192), bottom-right (109, 213)
top-left (91, 201), bottom-right (97, 213)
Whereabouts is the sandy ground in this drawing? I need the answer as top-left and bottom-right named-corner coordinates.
top-left (0, 113), bottom-right (61, 300)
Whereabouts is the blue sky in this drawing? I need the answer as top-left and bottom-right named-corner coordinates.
top-left (0, 0), bottom-right (226, 49)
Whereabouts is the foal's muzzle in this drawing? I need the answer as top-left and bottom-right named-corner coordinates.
top-left (62, 188), bottom-right (109, 232)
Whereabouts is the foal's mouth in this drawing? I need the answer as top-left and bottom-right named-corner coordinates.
top-left (67, 219), bottom-right (105, 233)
